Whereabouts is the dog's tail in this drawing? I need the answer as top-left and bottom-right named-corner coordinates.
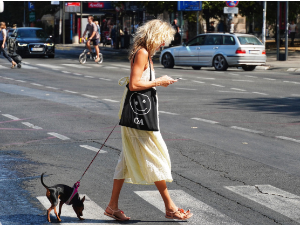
top-left (41, 173), bottom-right (49, 189)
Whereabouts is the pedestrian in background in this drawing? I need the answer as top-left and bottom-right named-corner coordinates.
top-left (289, 20), bottom-right (297, 47)
top-left (110, 25), bottom-right (116, 48)
top-left (172, 19), bottom-right (181, 46)
top-left (95, 21), bottom-right (101, 42)
top-left (104, 19), bottom-right (193, 221)
top-left (207, 21), bottom-right (215, 33)
top-left (0, 22), bottom-right (17, 68)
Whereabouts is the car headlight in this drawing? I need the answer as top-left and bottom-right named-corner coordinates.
top-left (18, 43), bottom-right (27, 46)
top-left (46, 43), bottom-right (54, 46)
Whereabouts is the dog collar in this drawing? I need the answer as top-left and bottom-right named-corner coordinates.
top-left (65, 181), bottom-right (80, 205)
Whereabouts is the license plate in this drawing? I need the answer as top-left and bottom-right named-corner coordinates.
top-left (31, 47), bottom-right (44, 52)
top-left (249, 50), bottom-right (259, 54)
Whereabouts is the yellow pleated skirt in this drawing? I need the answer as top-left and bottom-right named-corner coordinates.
top-left (114, 77), bottom-right (173, 185)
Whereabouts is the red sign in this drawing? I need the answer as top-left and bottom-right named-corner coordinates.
top-left (66, 2), bottom-right (80, 6)
top-left (226, 1), bottom-right (238, 7)
top-left (88, 2), bottom-right (104, 8)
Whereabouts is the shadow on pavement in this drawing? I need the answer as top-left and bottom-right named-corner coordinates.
top-left (216, 97), bottom-right (300, 117)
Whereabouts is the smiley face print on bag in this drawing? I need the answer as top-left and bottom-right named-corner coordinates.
top-left (129, 92), bottom-right (151, 115)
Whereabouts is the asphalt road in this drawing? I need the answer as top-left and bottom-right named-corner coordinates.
top-left (0, 47), bottom-right (300, 225)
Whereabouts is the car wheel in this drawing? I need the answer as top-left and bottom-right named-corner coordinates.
top-left (242, 65), bottom-right (256, 71)
top-left (79, 53), bottom-right (87, 64)
top-left (162, 53), bottom-right (174, 68)
top-left (48, 55), bottom-right (55, 58)
top-left (213, 55), bottom-right (228, 71)
top-left (192, 66), bottom-right (201, 70)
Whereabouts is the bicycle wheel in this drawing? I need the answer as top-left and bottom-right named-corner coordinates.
top-left (96, 53), bottom-right (103, 64)
top-left (79, 53), bottom-right (87, 64)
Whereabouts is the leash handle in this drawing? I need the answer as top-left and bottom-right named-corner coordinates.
top-left (78, 123), bottom-right (118, 182)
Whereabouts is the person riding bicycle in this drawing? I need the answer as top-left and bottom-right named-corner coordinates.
top-left (82, 15), bottom-right (101, 63)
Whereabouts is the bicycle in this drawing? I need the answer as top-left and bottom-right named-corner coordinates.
top-left (79, 39), bottom-right (103, 64)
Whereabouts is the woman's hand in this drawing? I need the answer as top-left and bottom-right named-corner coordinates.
top-left (155, 75), bottom-right (177, 87)
top-left (1, 44), bottom-right (4, 49)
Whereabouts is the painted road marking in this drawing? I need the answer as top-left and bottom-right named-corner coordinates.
top-left (2, 114), bottom-right (20, 120)
top-left (232, 80), bottom-right (254, 82)
top-left (15, 80), bottom-right (27, 83)
top-left (61, 71), bottom-right (71, 74)
top-left (73, 73), bottom-right (82, 76)
top-left (0, 65), bottom-right (9, 69)
top-left (21, 122), bottom-right (42, 130)
top-left (36, 64), bottom-right (64, 69)
top-left (176, 88), bottom-right (197, 91)
top-left (64, 90), bottom-right (78, 94)
top-left (252, 92), bottom-right (268, 96)
top-left (47, 132), bottom-right (70, 140)
top-left (135, 190), bottom-right (241, 225)
top-left (46, 86), bottom-right (59, 90)
top-left (245, 75), bottom-right (257, 78)
top-left (84, 76), bottom-right (94, 78)
top-left (211, 84), bottom-right (225, 87)
top-left (103, 66), bottom-right (117, 69)
top-left (3, 77), bottom-right (14, 80)
top-left (31, 83), bottom-right (43, 87)
top-left (21, 65), bottom-right (38, 69)
top-left (37, 195), bottom-right (108, 224)
top-left (231, 88), bottom-right (246, 92)
top-left (159, 111), bottom-right (179, 115)
top-left (276, 136), bottom-right (300, 144)
top-left (225, 185), bottom-right (300, 223)
top-left (109, 63), bottom-right (131, 68)
top-left (62, 64), bottom-right (91, 69)
top-left (229, 73), bottom-right (240, 76)
top-left (191, 118), bottom-right (219, 124)
top-left (82, 94), bottom-right (98, 99)
top-left (99, 78), bottom-right (111, 81)
top-left (291, 94), bottom-right (300, 97)
top-left (192, 80), bottom-right (205, 84)
top-left (80, 145), bottom-right (107, 153)
top-left (102, 99), bottom-right (119, 103)
top-left (287, 68), bottom-right (297, 72)
top-left (231, 126), bottom-right (263, 134)
top-left (263, 78), bottom-right (276, 81)
top-left (219, 91), bottom-right (249, 93)
top-left (197, 77), bottom-right (215, 80)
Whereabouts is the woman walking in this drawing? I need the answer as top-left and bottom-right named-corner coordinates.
top-left (104, 19), bottom-right (193, 221)
top-left (0, 22), bottom-right (16, 68)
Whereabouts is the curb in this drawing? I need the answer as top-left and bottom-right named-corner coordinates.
top-left (256, 65), bottom-right (271, 70)
top-left (287, 68), bottom-right (300, 72)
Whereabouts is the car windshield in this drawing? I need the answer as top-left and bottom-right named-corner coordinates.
top-left (238, 36), bottom-right (262, 45)
top-left (17, 29), bottom-right (47, 38)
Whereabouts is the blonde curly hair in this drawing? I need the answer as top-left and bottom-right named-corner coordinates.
top-left (129, 19), bottom-right (175, 61)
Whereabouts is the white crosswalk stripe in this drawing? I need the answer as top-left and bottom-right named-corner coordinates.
top-left (0, 65), bottom-right (9, 69)
top-left (225, 185), bottom-right (300, 223)
top-left (21, 64), bottom-right (38, 69)
top-left (37, 194), bottom-right (109, 224)
top-left (62, 64), bottom-right (91, 69)
top-left (80, 145), bottom-right (107, 153)
top-left (135, 190), bottom-right (241, 224)
top-left (36, 64), bottom-right (64, 69)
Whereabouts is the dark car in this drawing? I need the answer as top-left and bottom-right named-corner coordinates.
top-left (7, 28), bottom-right (15, 37)
top-left (9, 27), bottom-right (55, 58)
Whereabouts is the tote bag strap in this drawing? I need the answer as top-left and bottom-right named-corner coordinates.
top-left (132, 48), bottom-right (153, 82)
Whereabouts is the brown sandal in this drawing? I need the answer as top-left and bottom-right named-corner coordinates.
top-left (165, 208), bottom-right (193, 220)
top-left (104, 206), bottom-right (130, 221)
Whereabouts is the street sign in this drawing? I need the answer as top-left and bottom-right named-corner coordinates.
top-left (178, 1), bottom-right (202, 11)
top-left (0, 0), bottom-right (4, 13)
top-left (88, 2), bottom-right (104, 8)
top-left (28, 1), bottom-right (35, 11)
top-left (29, 11), bottom-right (35, 22)
top-left (224, 7), bottom-right (238, 14)
top-left (51, 1), bottom-right (60, 5)
top-left (66, 2), bottom-right (80, 7)
top-left (226, 1), bottom-right (238, 7)
top-left (65, 2), bottom-right (80, 12)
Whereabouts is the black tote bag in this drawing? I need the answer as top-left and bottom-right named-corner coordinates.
top-left (119, 58), bottom-right (159, 131)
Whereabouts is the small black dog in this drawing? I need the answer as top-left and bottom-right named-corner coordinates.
top-left (41, 173), bottom-right (85, 222)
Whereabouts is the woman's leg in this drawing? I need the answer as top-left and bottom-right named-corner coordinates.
top-left (105, 179), bottom-right (130, 220)
top-left (155, 180), bottom-right (192, 219)
top-left (1, 44), bottom-right (15, 66)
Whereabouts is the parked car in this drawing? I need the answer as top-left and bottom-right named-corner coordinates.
top-left (160, 33), bottom-right (266, 71)
top-left (7, 28), bottom-right (15, 37)
top-left (9, 27), bottom-right (55, 58)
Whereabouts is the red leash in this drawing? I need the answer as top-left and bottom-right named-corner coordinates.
top-left (78, 123), bottom-right (118, 183)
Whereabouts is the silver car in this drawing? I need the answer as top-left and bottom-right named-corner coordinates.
top-left (160, 33), bottom-right (266, 71)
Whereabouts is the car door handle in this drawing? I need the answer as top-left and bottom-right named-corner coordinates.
top-left (196, 47), bottom-right (200, 50)
top-left (213, 47), bottom-right (219, 49)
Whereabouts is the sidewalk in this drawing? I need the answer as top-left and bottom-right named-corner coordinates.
top-left (56, 43), bottom-right (300, 72)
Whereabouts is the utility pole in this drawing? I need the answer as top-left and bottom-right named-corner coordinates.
top-left (59, 1), bottom-right (62, 43)
top-left (63, 2), bottom-right (65, 44)
top-left (276, 1), bottom-right (279, 60)
top-left (285, 1), bottom-right (288, 60)
top-left (262, 1), bottom-right (267, 45)
top-left (80, 1), bottom-right (82, 43)
top-left (23, 1), bottom-right (26, 27)
top-left (196, 11), bottom-right (199, 35)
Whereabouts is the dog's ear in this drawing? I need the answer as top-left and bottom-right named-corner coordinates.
top-left (81, 196), bottom-right (85, 203)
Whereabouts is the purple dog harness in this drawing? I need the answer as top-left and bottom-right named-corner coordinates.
top-left (65, 181), bottom-right (80, 205)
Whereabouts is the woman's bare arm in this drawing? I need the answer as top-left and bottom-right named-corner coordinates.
top-left (129, 49), bottom-right (177, 91)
